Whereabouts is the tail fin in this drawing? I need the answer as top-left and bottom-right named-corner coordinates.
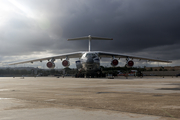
top-left (68, 35), bottom-right (113, 51)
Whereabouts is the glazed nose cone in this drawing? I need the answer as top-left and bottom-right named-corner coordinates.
top-left (86, 57), bottom-right (94, 64)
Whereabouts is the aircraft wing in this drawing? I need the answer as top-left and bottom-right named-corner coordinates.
top-left (97, 51), bottom-right (172, 63)
top-left (9, 52), bottom-right (84, 65)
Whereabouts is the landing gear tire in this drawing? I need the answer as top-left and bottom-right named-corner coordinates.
top-left (85, 73), bottom-right (90, 78)
top-left (75, 73), bottom-right (84, 78)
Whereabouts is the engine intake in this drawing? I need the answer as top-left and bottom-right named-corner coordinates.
top-left (47, 61), bottom-right (55, 69)
top-left (126, 60), bottom-right (134, 67)
top-left (62, 60), bottom-right (70, 67)
top-left (111, 59), bottom-right (119, 67)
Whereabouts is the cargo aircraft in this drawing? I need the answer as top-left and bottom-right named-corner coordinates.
top-left (9, 35), bottom-right (172, 77)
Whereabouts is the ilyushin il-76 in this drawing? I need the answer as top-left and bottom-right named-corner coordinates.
top-left (9, 35), bottom-right (172, 77)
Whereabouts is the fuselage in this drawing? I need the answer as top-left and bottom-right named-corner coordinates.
top-left (76, 52), bottom-right (100, 73)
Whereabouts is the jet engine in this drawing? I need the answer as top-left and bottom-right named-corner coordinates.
top-left (111, 59), bottom-right (119, 67)
top-left (47, 61), bottom-right (55, 69)
top-left (62, 59), bottom-right (70, 67)
top-left (125, 60), bottom-right (134, 68)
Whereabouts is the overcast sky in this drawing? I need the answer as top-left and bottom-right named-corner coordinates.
top-left (0, 0), bottom-right (180, 68)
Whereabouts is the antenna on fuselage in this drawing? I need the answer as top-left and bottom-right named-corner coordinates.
top-left (68, 35), bottom-right (113, 51)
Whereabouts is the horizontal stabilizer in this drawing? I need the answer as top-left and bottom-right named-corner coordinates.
top-left (68, 35), bottom-right (113, 51)
top-left (68, 35), bottom-right (113, 41)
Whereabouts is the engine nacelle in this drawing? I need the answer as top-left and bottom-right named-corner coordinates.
top-left (76, 60), bottom-right (82, 70)
top-left (62, 59), bottom-right (70, 67)
top-left (125, 60), bottom-right (134, 68)
top-left (47, 61), bottom-right (55, 69)
top-left (111, 59), bottom-right (119, 67)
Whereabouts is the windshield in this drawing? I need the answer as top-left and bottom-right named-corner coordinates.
top-left (86, 53), bottom-right (97, 58)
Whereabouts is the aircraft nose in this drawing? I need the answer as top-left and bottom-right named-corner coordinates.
top-left (86, 57), bottom-right (94, 64)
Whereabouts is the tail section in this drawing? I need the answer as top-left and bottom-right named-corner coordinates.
top-left (68, 35), bottom-right (113, 51)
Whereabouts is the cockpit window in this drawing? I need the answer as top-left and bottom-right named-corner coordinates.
top-left (86, 53), bottom-right (97, 58)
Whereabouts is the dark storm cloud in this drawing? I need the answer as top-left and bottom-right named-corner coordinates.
top-left (1, 0), bottom-right (180, 64)
top-left (49, 0), bottom-right (180, 57)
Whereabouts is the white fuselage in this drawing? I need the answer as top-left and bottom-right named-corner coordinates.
top-left (78, 52), bottom-right (100, 72)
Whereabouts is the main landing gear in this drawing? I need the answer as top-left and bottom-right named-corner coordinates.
top-left (75, 71), bottom-right (105, 78)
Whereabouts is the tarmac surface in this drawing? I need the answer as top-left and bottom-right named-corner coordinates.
top-left (0, 76), bottom-right (180, 120)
